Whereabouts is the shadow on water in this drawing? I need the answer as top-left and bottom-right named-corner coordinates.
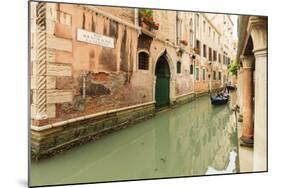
top-left (30, 94), bottom-right (239, 186)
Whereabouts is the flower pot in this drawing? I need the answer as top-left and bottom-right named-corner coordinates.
top-left (140, 21), bottom-right (151, 30)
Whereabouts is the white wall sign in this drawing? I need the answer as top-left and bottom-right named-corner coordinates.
top-left (77, 28), bottom-right (114, 48)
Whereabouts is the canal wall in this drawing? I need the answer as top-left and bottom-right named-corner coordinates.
top-left (31, 92), bottom-right (199, 160)
top-left (195, 86), bottom-right (225, 97)
top-left (31, 88), bottom-right (226, 160)
top-left (172, 92), bottom-right (196, 108)
top-left (31, 102), bottom-right (155, 160)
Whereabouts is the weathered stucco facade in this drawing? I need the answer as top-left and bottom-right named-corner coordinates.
top-left (188, 13), bottom-right (235, 95)
top-left (30, 2), bottom-right (236, 159)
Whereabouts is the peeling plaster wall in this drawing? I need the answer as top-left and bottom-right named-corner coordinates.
top-left (174, 53), bottom-right (194, 96)
top-left (46, 4), bottom-right (143, 123)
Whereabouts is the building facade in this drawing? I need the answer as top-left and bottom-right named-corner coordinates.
top-left (236, 15), bottom-right (267, 171)
top-left (30, 2), bottom-right (236, 159)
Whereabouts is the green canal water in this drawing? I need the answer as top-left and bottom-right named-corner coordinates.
top-left (30, 94), bottom-right (239, 186)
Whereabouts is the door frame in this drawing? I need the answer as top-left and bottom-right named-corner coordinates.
top-left (153, 49), bottom-right (175, 106)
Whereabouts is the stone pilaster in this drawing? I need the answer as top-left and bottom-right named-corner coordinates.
top-left (240, 55), bottom-right (255, 147)
top-left (250, 16), bottom-right (267, 171)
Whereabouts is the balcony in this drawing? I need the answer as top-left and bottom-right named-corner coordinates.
top-left (193, 47), bottom-right (201, 55)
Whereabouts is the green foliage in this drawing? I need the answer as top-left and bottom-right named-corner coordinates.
top-left (139, 8), bottom-right (159, 30)
top-left (140, 9), bottom-right (153, 17)
top-left (228, 61), bottom-right (238, 76)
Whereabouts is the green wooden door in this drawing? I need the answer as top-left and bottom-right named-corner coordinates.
top-left (155, 77), bottom-right (170, 108)
top-left (155, 56), bottom-right (170, 108)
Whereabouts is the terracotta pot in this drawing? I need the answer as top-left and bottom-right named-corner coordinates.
top-left (140, 21), bottom-right (151, 30)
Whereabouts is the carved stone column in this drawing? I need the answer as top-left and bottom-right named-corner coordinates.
top-left (237, 67), bottom-right (244, 116)
top-left (240, 55), bottom-right (255, 146)
top-left (249, 16), bottom-right (267, 171)
top-left (32, 2), bottom-right (48, 125)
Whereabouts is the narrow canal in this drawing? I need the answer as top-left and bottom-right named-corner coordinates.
top-left (30, 93), bottom-right (239, 186)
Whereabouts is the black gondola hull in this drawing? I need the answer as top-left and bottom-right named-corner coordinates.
top-left (210, 97), bottom-right (229, 105)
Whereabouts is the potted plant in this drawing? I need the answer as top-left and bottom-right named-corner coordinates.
top-left (139, 9), bottom-right (159, 31)
top-left (193, 47), bottom-right (200, 54)
top-left (180, 39), bottom-right (188, 46)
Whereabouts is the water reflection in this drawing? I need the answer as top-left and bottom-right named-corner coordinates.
top-left (31, 94), bottom-right (239, 186)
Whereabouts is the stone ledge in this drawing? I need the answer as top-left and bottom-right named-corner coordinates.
top-left (31, 101), bottom-right (156, 131)
top-left (172, 92), bottom-right (195, 108)
top-left (31, 103), bottom-right (155, 160)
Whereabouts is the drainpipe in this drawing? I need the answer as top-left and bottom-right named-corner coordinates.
top-left (82, 71), bottom-right (86, 99)
top-left (176, 11), bottom-right (179, 46)
top-left (193, 13), bottom-right (196, 95)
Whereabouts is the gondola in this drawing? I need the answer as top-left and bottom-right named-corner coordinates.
top-left (226, 85), bottom-right (236, 91)
top-left (222, 92), bottom-right (230, 99)
top-left (210, 95), bottom-right (229, 105)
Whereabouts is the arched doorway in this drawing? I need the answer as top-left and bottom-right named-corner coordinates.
top-left (155, 54), bottom-right (171, 108)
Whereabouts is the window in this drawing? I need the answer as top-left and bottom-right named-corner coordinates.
top-left (176, 14), bottom-right (182, 45)
top-left (213, 71), bottom-right (216, 80)
top-left (138, 52), bottom-right (149, 70)
top-left (196, 14), bottom-right (200, 27)
top-left (224, 56), bottom-right (228, 65)
top-left (209, 47), bottom-right (212, 61)
top-left (203, 21), bottom-right (206, 32)
top-left (203, 69), bottom-right (206, 80)
top-left (196, 40), bottom-right (201, 55)
top-left (213, 31), bottom-right (215, 41)
top-left (195, 68), bottom-right (199, 80)
top-left (219, 72), bottom-right (221, 80)
top-left (218, 53), bottom-right (221, 63)
top-left (213, 50), bottom-right (217, 61)
top-left (177, 61), bottom-right (181, 74)
top-left (203, 44), bottom-right (207, 58)
top-left (209, 27), bottom-right (211, 37)
top-left (190, 64), bottom-right (193, 74)
top-left (190, 30), bottom-right (194, 48)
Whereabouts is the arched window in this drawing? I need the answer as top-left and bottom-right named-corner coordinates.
top-left (138, 52), bottom-right (149, 70)
top-left (177, 61), bottom-right (181, 74)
